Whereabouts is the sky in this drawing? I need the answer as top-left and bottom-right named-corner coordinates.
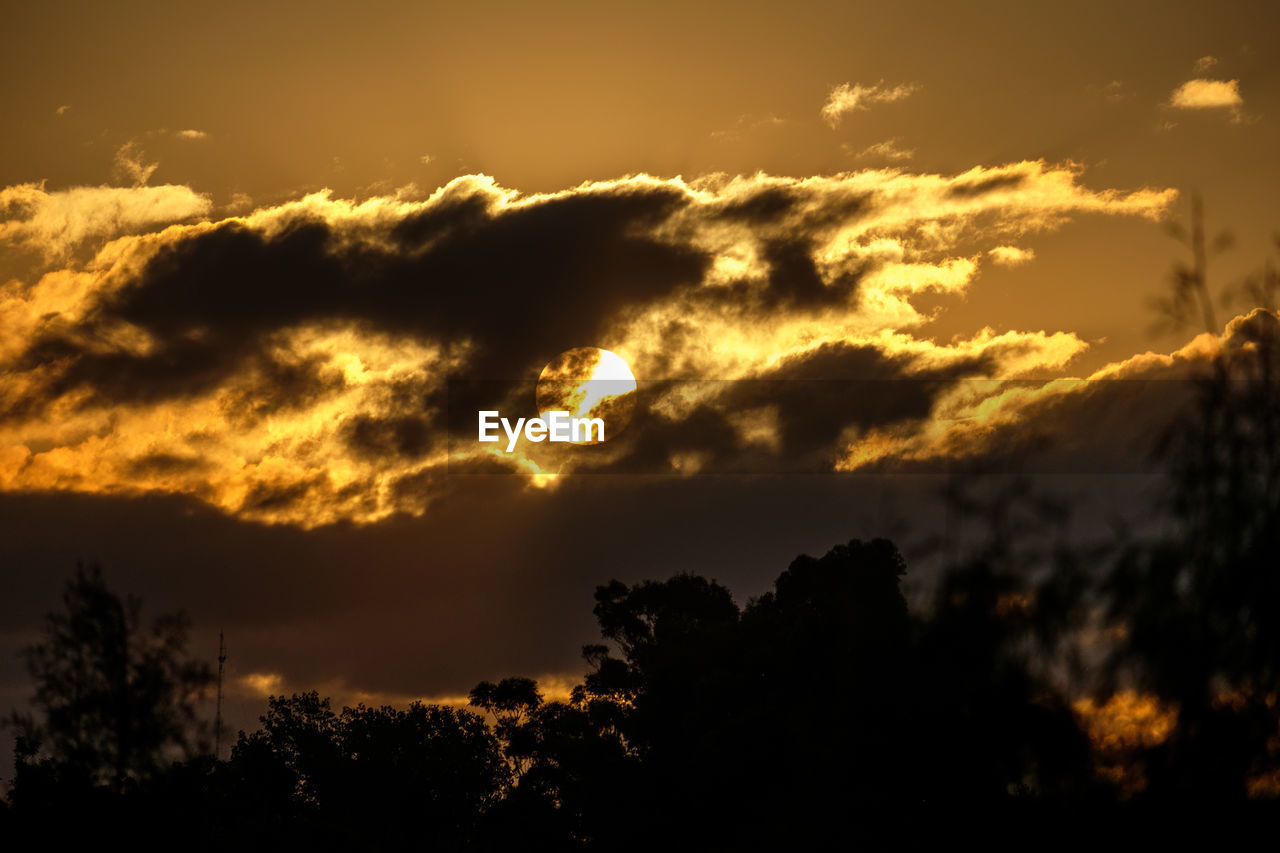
top-left (2, 0), bottom-right (1278, 772)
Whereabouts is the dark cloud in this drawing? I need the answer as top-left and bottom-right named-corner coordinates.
top-left (221, 351), bottom-right (348, 424)
top-left (947, 172), bottom-right (1027, 198)
top-left (734, 342), bottom-right (986, 458)
top-left (14, 181), bottom-right (710, 423)
top-left (757, 238), bottom-right (832, 306)
top-left (715, 185), bottom-right (801, 223)
top-left (14, 326), bottom-right (255, 415)
top-left (344, 413), bottom-right (437, 460)
top-left (238, 473), bottom-right (331, 516)
top-left (123, 452), bottom-right (210, 479)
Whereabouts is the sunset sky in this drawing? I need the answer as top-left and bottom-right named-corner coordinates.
top-left (2, 0), bottom-right (1278, 766)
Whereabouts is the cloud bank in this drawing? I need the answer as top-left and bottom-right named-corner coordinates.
top-left (0, 163), bottom-right (1178, 526)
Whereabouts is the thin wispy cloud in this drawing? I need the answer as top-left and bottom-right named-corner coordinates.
top-left (175, 129), bottom-right (209, 140)
top-left (821, 80), bottom-right (920, 127)
top-left (1101, 80), bottom-right (1127, 103)
top-left (711, 113), bottom-right (786, 141)
top-left (853, 138), bottom-right (916, 161)
top-left (113, 140), bottom-right (159, 186)
top-left (0, 182), bottom-right (209, 259)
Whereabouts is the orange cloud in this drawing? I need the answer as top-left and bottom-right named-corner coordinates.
top-left (821, 80), bottom-right (921, 127)
top-left (852, 138), bottom-right (916, 162)
top-left (0, 163), bottom-right (1177, 525)
top-left (1169, 78), bottom-right (1243, 115)
top-left (987, 245), bottom-right (1035, 266)
top-left (0, 182), bottom-right (211, 259)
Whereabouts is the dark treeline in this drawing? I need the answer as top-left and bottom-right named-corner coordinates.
top-left (7, 273), bottom-right (1280, 847)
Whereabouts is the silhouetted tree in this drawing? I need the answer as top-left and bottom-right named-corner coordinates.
top-left (740, 538), bottom-right (915, 833)
top-left (542, 543), bottom-right (949, 846)
top-left (1089, 208), bottom-right (1280, 804)
top-left (220, 692), bottom-right (508, 849)
top-left (7, 564), bottom-right (212, 802)
top-left (1106, 309), bottom-right (1280, 801)
top-left (1153, 191), bottom-right (1234, 335)
top-left (470, 676), bottom-right (543, 776)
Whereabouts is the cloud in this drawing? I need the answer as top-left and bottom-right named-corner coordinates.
top-left (1101, 80), bottom-right (1126, 103)
top-left (225, 192), bottom-right (254, 214)
top-left (175, 129), bottom-right (209, 140)
top-left (113, 140), bottom-right (159, 186)
top-left (987, 245), bottom-right (1035, 266)
top-left (835, 308), bottom-right (1279, 475)
top-left (711, 114), bottom-right (787, 141)
top-left (54, 104), bottom-right (71, 117)
top-left (1193, 55), bottom-right (1218, 73)
top-left (0, 163), bottom-right (1175, 526)
top-left (1169, 78), bottom-right (1243, 114)
top-left (0, 182), bottom-right (211, 260)
top-left (853, 138), bottom-right (915, 162)
top-left (821, 80), bottom-right (920, 127)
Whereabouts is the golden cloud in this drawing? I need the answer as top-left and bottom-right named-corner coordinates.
top-left (835, 311), bottom-right (1270, 474)
top-left (821, 80), bottom-right (921, 127)
top-left (0, 163), bottom-right (1177, 525)
top-left (0, 182), bottom-right (211, 259)
top-left (1169, 78), bottom-right (1243, 112)
top-left (853, 138), bottom-right (916, 162)
top-left (987, 245), bottom-right (1035, 266)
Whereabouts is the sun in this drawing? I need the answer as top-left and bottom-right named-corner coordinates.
top-left (535, 348), bottom-right (638, 443)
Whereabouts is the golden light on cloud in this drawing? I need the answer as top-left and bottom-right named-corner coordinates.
top-left (0, 182), bottom-right (211, 259)
top-left (854, 138), bottom-right (916, 162)
top-left (987, 245), bottom-right (1035, 267)
top-left (1169, 78), bottom-right (1243, 111)
top-left (240, 671), bottom-right (285, 697)
top-left (821, 80), bottom-right (921, 127)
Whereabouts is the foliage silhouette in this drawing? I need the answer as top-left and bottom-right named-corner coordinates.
top-left (1104, 309), bottom-right (1280, 801)
top-left (217, 692), bottom-right (509, 848)
top-left (1094, 207), bottom-right (1280, 804)
top-left (3, 564), bottom-right (213, 845)
top-left (7, 564), bottom-right (211, 795)
top-left (1152, 191), bottom-right (1233, 336)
